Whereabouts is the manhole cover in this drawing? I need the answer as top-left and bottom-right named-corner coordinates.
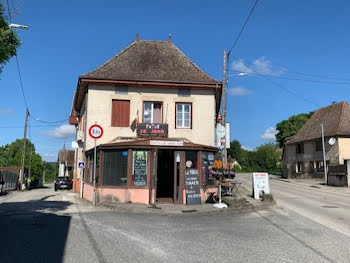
top-left (322, 206), bottom-right (338, 208)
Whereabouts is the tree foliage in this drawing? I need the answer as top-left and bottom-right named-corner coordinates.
top-left (275, 112), bottom-right (313, 147)
top-left (0, 2), bottom-right (21, 74)
top-left (228, 141), bottom-right (282, 174)
top-left (0, 139), bottom-right (44, 182)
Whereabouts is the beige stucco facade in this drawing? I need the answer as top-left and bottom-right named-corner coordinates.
top-left (83, 85), bottom-right (216, 150)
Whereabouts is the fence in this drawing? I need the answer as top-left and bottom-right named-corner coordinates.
top-left (0, 170), bottom-right (17, 193)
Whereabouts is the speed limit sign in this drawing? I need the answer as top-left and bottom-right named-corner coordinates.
top-left (89, 124), bottom-right (103, 139)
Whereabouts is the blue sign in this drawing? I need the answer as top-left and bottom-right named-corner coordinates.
top-left (78, 162), bottom-right (85, 168)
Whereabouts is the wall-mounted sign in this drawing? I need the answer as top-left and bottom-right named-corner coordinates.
top-left (185, 168), bottom-right (201, 205)
top-left (252, 172), bottom-right (270, 199)
top-left (133, 151), bottom-right (147, 187)
top-left (137, 123), bottom-right (168, 137)
top-left (150, 140), bottom-right (183, 147)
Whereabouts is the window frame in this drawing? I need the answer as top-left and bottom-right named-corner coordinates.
top-left (101, 150), bottom-right (128, 187)
top-left (175, 102), bottom-right (192, 129)
top-left (296, 143), bottom-right (304, 154)
top-left (142, 101), bottom-right (163, 124)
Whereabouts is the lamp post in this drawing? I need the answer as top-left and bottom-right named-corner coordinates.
top-left (9, 23), bottom-right (29, 30)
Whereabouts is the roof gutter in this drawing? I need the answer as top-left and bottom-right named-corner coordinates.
top-left (80, 78), bottom-right (221, 89)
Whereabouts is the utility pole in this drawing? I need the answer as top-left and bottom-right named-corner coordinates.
top-left (221, 51), bottom-right (228, 167)
top-left (321, 124), bottom-right (328, 185)
top-left (19, 108), bottom-right (29, 190)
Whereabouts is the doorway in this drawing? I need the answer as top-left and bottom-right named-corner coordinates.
top-left (156, 150), bottom-right (174, 202)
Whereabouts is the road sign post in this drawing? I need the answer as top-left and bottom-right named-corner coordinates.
top-left (89, 124), bottom-right (103, 206)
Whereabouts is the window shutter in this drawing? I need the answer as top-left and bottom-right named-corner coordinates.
top-left (112, 100), bottom-right (130, 127)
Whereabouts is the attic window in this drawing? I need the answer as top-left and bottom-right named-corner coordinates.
top-left (115, 86), bottom-right (128, 95)
top-left (178, 89), bottom-right (190, 97)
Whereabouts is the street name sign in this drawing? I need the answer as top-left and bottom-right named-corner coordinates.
top-left (252, 172), bottom-right (270, 199)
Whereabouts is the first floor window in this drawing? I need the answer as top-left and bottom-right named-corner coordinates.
top-left (143, 102), bottom-right (162, 123)
top-left (176, 103), bottom-right (191, 128)
top-left (102, 150), bottom-right (128, 186)
top-left (112, 100), bottom-right (130, 127)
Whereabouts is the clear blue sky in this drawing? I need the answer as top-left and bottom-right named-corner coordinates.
top-left (1, 0), bottom-right (350, 161)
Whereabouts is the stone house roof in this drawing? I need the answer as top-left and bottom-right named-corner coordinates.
top-left (80, 39), bottom-right (219, 85)
top-left (286, 101), bottom-right (350, 144)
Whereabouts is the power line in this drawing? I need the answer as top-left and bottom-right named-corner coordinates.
top-left (228, 0), bottom-right (260, 55)
top-left (30, 115), bottom-right (67, 124)
top-left (230, 55), bottom-right (321, 108)
top-left (230, 70), bottom-right (350, 85)
top-left (0, 124), bottom-right (62, 128)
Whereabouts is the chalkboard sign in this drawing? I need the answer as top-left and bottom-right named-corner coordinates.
top-left (185, 168), bottom-right (201, 205)
top-left (133, 151), bottom-right (147, 186)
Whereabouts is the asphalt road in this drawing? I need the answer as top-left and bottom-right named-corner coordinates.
top-left (236, 173), bottom-right (350, 238)
top-left (1, 185), bottom-right (350, 263)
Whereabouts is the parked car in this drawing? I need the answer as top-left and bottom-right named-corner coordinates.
top-left (54, 177), bottom-right (73, 191)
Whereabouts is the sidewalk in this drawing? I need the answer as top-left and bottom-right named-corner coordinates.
top-left (98, 185), bottom-right (275, 215)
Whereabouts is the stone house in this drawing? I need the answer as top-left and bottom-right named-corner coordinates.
top-left (283, 101), bottom-right (350, 186)
top-left (69, 36), bottom-right (222, 204)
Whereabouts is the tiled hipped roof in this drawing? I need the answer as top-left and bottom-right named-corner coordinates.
top-left (80, 40), bottom-right (219, 85)
top-left (286, 101), bottom-right (350, 144)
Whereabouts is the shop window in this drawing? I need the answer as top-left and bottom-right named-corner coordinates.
top-left (202, 152), bottom-right (215, 186)
top-left (132, 151), bottom-right (147, 187)
top-left (143, 102), bottom-right (162, 123)
top-left (102, 150), bottom-right (128, 186)
top-left (176, 103), bottom-right (192, 129)
top-left (315, 139), bottom-right (322, 152)
top-left (112, 100), bottom-right (130, 127)
top-left (185, 151), bottom-right (198, 169)
top-left (85, 152), bottom-right (100, 185)
top-left (296, 143), bottom-right (304, 154)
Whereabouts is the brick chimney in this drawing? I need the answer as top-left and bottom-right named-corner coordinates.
top-left (136, 33), bottom-right (140, 41)
top-left (168, 34), bottom-right (172, 43)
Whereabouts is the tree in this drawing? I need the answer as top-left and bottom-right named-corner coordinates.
top-left (0, 2), bottom-right (21, 74)
top-left (0, 139), bottom-right (44, 183)
top-left (275, 112), bottom-right (313, 147)
top-left (255, 143), bottom-right (281, 173)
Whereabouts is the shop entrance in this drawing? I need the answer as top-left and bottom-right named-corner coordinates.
top-left (156, 150), bottom-right (174, 202)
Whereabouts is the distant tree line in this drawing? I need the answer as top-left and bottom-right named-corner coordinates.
top-left (228, 140), bottom-right (282, 174)
top-left (0, 139), bottom-right (58, 186)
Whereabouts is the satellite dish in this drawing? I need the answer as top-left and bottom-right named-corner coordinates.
top-left (328, 137), bottom-right (336, 145)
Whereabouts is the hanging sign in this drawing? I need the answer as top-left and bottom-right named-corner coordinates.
top-left (89, 124), bottom-right (103, 139)
top-left (184, 168), bottom-right (201, 205)
top-left (252, 172), bottom-right (270, 199)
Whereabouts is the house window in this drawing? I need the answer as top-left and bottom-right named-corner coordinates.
top-left (296, 162), bottom-right (304, 173)
top-left (315, 139), bottom-right (322, 152)
top-left (202, 152), bottom-right (215, 186)
top-left (296, 143), bottom-right (304, 154)
top-left (112, 100), bottom-right (130, 127)
top-left (143, 102), bottom-right (162, 123)
top-left (176, 103), bottom-right (192, 128)
top-left (102, 150), bottom-right (128, 186)
top-left (132, 151), bottom-right (147, 187)
top-left (115, 86), bottom-right (128, 95)
top-left (178, 89), bottom-right (190, 97)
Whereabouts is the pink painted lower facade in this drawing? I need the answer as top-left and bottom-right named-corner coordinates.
top-left (76, 139), bottom-right (219, 205)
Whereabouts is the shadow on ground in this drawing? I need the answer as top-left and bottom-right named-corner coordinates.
top-left (0, 198), bottom-right (72, 263)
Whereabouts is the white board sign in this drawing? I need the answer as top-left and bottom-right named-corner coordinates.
top-left (150, 140), bottom-right (183, 146)
top-left (252, 172), bottom-right (270, 199)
